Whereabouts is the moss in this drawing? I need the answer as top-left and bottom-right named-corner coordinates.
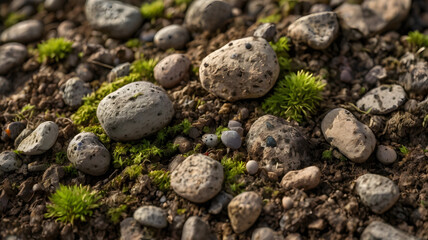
top-left (64, 164), bottom-right (78, 177)
top-left (4, 12), bottom-right (27, 27)
top-left (148, 170), bottom-right (170, 191)
top-left (321, 150), bottom-right (332, 160)
top-left (176, 208), bottom-right (187, 215)
top-left (107, 204), bottom-right (127, 224)
top-left (175, 0), bottom-right (192, 5)
top-left (215, 126), bottom-right (229, 140)
top-left (37, 38), bottom-right (73, 63)
top-left (399, 145), bottom-right (409, 155)
top-left (14, 104), bottom-right (35, 121)
top-left (221, 156), bottom-right (246, 195)
top-left (407, 31), bottom-right (428, 48)
top-left (258, 13), bottom-right (281, 24)
top-left (270, 37), bottom-right (292, 72)
top-left (81, 125), bottom-right (110, 146)
top-left (154, 119), bottom-right (192, 145)
top-left (125, 38), bottom-right (141, 48)
top-left (262, 70), bottom-right (325, 122)
top-left (124, 164), bottom-right (144, 179)
top-left (182, 143), bottom-right (202, 158)
top-left (130, 57), bottom-right (158, 82)
top-left (140, 1), bottom-right (164, 20)
top-left (55, 151), bottom-right (68, 165)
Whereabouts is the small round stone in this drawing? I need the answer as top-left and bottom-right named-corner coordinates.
top-left (227, 120), bottom-right (242, 128)
top-left (221, 130), bottom-right (242, 149)
top-left (133, 206), bottom-right (167, 229)
top-left (181, 216), bottom-right (216, 240)
top-left (282, 196), bottom-right (293, 210)
top-left (228, 191), bottom-right (262, 233)
top-left (185, 0), bottom-right (232, 32)
top-left (376, 145), bottom-right (397, 165)
top-left (0, 151), bottom-right (21, 172)
top-left (253, 23), bottom-right (276, 42)
top-left (154, 25), bottom-right (190, 50)
top-left (0, 43), bottom-right (27, 75)
top-left (202, 134), bottom-right (218, 148)
top-left (61, 77), bottom-right (92, 107)
top-left (246, 160), bottom-right (258, 175)
top-left (154, 54), bottom-right (191, 88)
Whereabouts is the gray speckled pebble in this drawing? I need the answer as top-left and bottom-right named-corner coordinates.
top-left (67, 132), bottom-right (110, 176)
top-left (365, 65), bottom-right (387, 85)
top-left (171, 154), bottom-right (224, 203)
top-left (154, 54), bottom-right (190, 88)
top-left (185, 0), bottom-right (232, 32)
top-left (85, 0), bottom-right (142, 39)
top-left (0, 151), bottom-right (21, 172)
top-left (376, 145), bottom-right (397, 165)
top-left (361, 221), bottom-right (420, 240)
top-left (288, 12), bottom-right (339, 50)
top-left (17, 121), bottom-right (59, 155)
top-left (228, 191), bottom-right (262, 233)
top-left (97, 81), bottom-right (174, 141)
top-left (154, 25), bottom-right (190, 50)
top-left (181, 216), bottom-right (216, 240)
top-left (107, 62), bottom-right (130, 82)
top-left (246, 160), bottom-right (258, 175)
top-left (0, 43), bottom-right (27, 75)
top-left (133, 206), bottom-right (167, 229)
top-left (355, 173), bottom-right (399, 214)
top-left (202, 134), bottom-right (218, 148)
top-left (62, 77), bottom-right (92, 107)
top-left (1, 20), bottom-right (43, 43)
top-left (253, 23), bottom-right (276, 42)
top-left (356, 85), bottom-right (406, 114)
top-left (221, 130), bottom-right (241, 149)
top-left (209, 191), bottom-right (233, 215)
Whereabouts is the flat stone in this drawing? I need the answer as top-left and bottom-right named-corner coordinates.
top-left (365, 65), bottom-right (387, 85)
top-left (170, 154), bottom-right (224, 203)
top-left (228, 191), bottom-right (262, 233)
top-left (355, 173), bottom-right (399, 214)
top-left (185, 0), bottom-right (232, 32)
top-left (97, 81), bottom-right (174, 141)
top-left (288, 12), bottom-right (339, 50)
top-left (181, 216), bottom-right (216, 240)
top-left (85, 0), bottom-right (142, 39)
top-left (133, 206), bottom-right (167, 229)
top-left (120, 217), bottom-right (145, 240)
top-left (321, 108), bottom-right (376, 163)
top-left (335, 3), bottom-right (369, 38)
top-left (280, 166), bottom-right (321, 190)
top-left (362, 221), bottom-right (420, 240)
top-left (0, 20), bottom-right (43, 43)
top-left (362, 0), bottom-right (411, 34)
top-left (154, 25), bottom-right (190, 50)
top-left (246, 115), bottom-right (311, 174)
top-left (356, 85), bottom-right (406, 114)
top-left (253, 23), bottom-right (276, 42)
top-left (0, 151), bottom-right (21, 172)
top-left (200, 37), bottom-right (279, 101)
top-left (154, 54), bottom-right (190, 88)
top-left (208, 191), bottom-right (233, 215)
top-left (0, 43), bottom-right (27, 75)
top-left (17, 121), bottom-right (59, 155)
top-left (376, 145), bottom-right (397, 165)
top-left (61, 77), bottom-right (92, 107)
top-left (67, 132), bottom-right (110, 176)
top-left (252, 227), bottom-right (283, 240)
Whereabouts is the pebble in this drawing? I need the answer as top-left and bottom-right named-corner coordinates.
top-left (280, 166), bottom-right (321, 190)
top-left (199, 37), bottom-right (280, 101)
top-left (247, 115), bottom-right (311, 174)
top-left (287, 12), bottom-right (339, 50)
top-left (0, 77), bottom-right (11, 95)
top-left (61, 77), bottom-right (92, 107)
top-left (14, 128), bottom-right (32, 148)
top-left (173, 136), bottom-right (192, 153)
top-left (0, 43), bottom-right (27, 75)
top-left (376, 145), bottom-right (397, 165)
top-left (365, 65), bottom-right (387, 85)
top-left (185, 0), bottom-right (232, 32)
top-left (355, 173), bottom-right (400, 214)
top-left (321, 108), bottom-right (376, 163)
top-left (97, 81), bottom-right (174, 141)
top-left (282, 197), bottom-right (293, 210)
top-left (181, 216), bottom-right (216, 240)
top-left (67, 132), bottom-right (110, 176)
top-left (154, 25), bottom-right (190, 50)
top-left (76, 63), bottom-right (94, 82)
top-left (228, 120), bottom-right (242, 128)
top-left (228, 191), bottom-right (262, 233)
top-left (154, 54), bottom-right (191, 88)
top-left (356, 85), bottom-right (406, 114)
top-left (252, 227), bottom-right (282, 240)
top-left (120, 217), bottom-right (145, 240)
top-left (17, 121), bottom-right (59, 155)
top-left (4, 122), bottom-right (26, 140)
top-left (335, 3), bottom-right (369, 39)
top-left (44, 0), bottom-right (65, 11)
top-left (208, 191), bottom-right (233, 215)
top-left (362, 0), bottom-right (411, 34)
top-left (221, 130), bottom-right (242, 149)
top-left (202, 134), bottom-right (218, 148)
top-left (0, 20), bottom-right (43, 43)
top-left (0, 151), bottom-right (21, 172)
top-left (246, 160), bottom-right (258, 175)
top-left (107, 62), bottom-right (130, 82)
top-left (133, 206), bottom-right (167, 229)
top-left (407, 61), bottom-right (428, 95)
top-left (170, 154), bottom-right (224, 203)
top-left (309, 4), bottom-right (331, 14)
top-left (27, 162), bottom-right (49, 172)
top-left (58, 21), bottom-right (76, 38)
top-left (253, 23), bottom-right (276, 42)
top-left (361, 221), bottom-right (420, 240)
top-left (85, 0), bottom-right (142, 39)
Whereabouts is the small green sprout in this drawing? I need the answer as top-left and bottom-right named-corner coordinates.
top-left (258, 13), bottom-right (281, 24)
top-left (279, 0), bottom-right (297, 13)
top-left (45, 185), bottom-right (101, 225)
top-left (55, 151), bottom-right (68, 165)
top-left (407, 31), bottom-right (428, 48)
top-left (176, 208), bottom-right (187, 215)
top-left (221, 156), bottom-right (246, 195)
top-left (37, 38), bottom-right (73, 63)
top-left (113, 140), bottom-right (163, 168)
top-left (423, 114), bottom-right (428, 127)
top-left (124, 164), bottom-right (143, 179)
top-left (140, 1), bottom-right (164, 20)
top-left (148, 170), bottom-right (170, 191)
top-left (262, 70), bottom-right (325, 122)
top-left (125, 38), bottom-right (141, 48)
top-left (14, 104), bottom-right (35, 121)
top-left (81, 125), bottom-right (110, 146)
top-left (399, 145), bottom-right (409, 155)
top-left (321, 150), bottom-right (333, 160)
top-left (107, 204), bottom-right (127, 224)
top-left (130, 57), bottom-right (158, 82)
top-left (215, 126), bottom-right (229, 139)
top-left (4, 12), bottom-right (27, 27)
top-left (270, 37), bottom-right (292, 72)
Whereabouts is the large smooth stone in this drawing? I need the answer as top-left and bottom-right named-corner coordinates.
top-left (0, 20), bottom-right (43, 43)
top-left (361, 221), bottom-right (420, 240)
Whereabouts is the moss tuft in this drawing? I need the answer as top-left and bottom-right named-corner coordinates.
top-left (140, 1), bottom-right (164, 20)
top-left (148, 170), bottom-right (170, 191)
top-left (258, 13), bottom-right (281, 24)
top-left (107, 204), bottom-right (127, 224)
top-left (270, 37), bottom-right (292, 72)
top-left (4, 12), bottom-right (27, 27)
top-left (221, 156), bottom-right (246, 195)
top-left (407, 31), bottom-right (428, 48)
top-left (37, 38), bottom-right (73, 63)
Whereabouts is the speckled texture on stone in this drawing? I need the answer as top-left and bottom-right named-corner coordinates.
top-left (0, 151), bottom-right (21, 172)
top-left (376, 145), bottom-right (397, 165)
top-left (355, 173), bottom-right (399, 214)
top-left (321, 108), bottom-right (376, 163)
top-left (17, 121), bottom-right (59, 155)
top-left (253, 23), bottom-right (276, 42)
top-left (97, 81), bottom-right (174, 141)
top-left (154, 25), bottom-right (190, 50)
top-left (0, 43), bottom-right (27, 75)
top-left (85, 0), bottom-right (142, 39)
top-left (181, 216), bottom-right (216, 240)
top-left (361, 221), bottom-right (420, 240)
top-left (362, 0), bottom-right (411, 34)
top-left (61, 77), bottom-right (92, 107)
top-left (246, 115), bottom-right (311, 174)
top-left (252, 227), bottom-right (283, 240)
top-left (108, 62), bottom-right (130, 82)
top-left (288, 12), bottom-right (339, 50)
top-left (200, 37), bottom-right (280, 101)
top-left (335, 3), bottom-right (368, 38)
top-left (133, 206), bottom-right (167, 229)
top-left (402, 61), bottom-right (428, 95)
top-left (67, 132), bottom-right (110, 176)
top-left (170, 154), bottom-right (224, 203)
top-left (365, 65), bottom-right (387, 85)
top-left (185, 0), bottom-right (232, 32)
top-left (228, 191), bottom-right (262, 233)
top-left (202, 134), bottom-right (218, 148)
top-left (280, 166), bottom-right (321, 190)
top-left (0, 20), bottom-right (43, 43)
top-left (356, 85), bottom-right (406, 114)
top-left (154, 54), bottom-right (190, 88)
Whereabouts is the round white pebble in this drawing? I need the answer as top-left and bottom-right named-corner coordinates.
top-left (246, 160), bottom-right (258, 175)
top-left (376, 145), bottom-right (397, 165)
top-left (282, 196), bottom-right (293, 210)
top-left (202, 134), bottom-right (218, 148)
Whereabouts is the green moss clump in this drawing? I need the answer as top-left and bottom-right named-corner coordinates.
top-left (45, 185), bottom-right (100, 225)
top-left (4, 12), bottom-right (27, 27)
top-left (258, 13), bottom-right (281, 24)
top-left (140, 1), bottom-right (164, 20)
top-left (262, 70), bottom-right (325, 122)
top-left (174, 0), bottom-right (192, 5)
top-left (321, 150), bottom-right (332, 160)
top-left (221, 156), bottom-right (246, 195)
top-left (407, 31), bottom-right (428, 48)
top-left (124, 164), bottom-right (144, 179)
top-left (107, 204), bottom-right (127, 224)
top-left (130, 58), bottom-right (158, 82)
top-left (125, 38), bottom-right (141, 48)
top-left (148, 170), bottom-right (170, 191)
top-left (270, 37), bottom-right (292, 72)
top-left (37, 38), bottom-right (73, 63)
top-left (55, 151), bottom-right (67, 164)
